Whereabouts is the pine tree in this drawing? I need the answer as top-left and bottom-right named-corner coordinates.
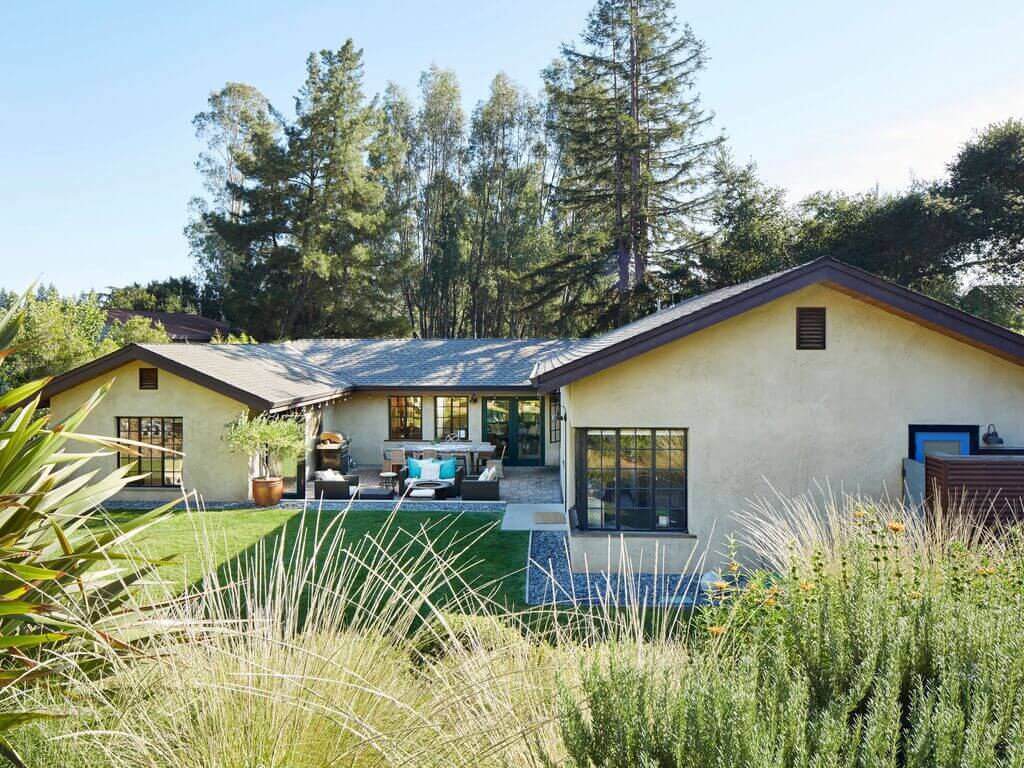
top-left (202, 41), bottom-right (408, 339)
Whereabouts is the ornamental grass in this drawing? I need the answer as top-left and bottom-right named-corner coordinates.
top-left (7, 494), bottom-right (1024, 768)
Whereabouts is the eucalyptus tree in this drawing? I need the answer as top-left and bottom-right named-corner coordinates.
top-left (411, 66), bottom-right (469, 338)
top-left (464, 73), bottom-right (554, 337)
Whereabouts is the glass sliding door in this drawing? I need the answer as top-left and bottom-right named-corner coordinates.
top-left (516, 399), bottom-right (542, 463)
top-left (484, 398), bottom-right (511, 461)
top-left (484, 397), bottom-right (544, 466)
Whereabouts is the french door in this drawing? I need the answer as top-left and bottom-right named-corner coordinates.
top-left (483, 397), bottom-right (544, 466)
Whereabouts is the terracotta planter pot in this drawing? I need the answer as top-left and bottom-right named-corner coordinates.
top-left (252, 477), bottom-right (285, 507)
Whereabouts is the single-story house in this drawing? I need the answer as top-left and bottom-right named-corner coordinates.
top-left (43, 258), bottom-right (1024, 571)
top-left (104, 309), bottom-right (240, 342)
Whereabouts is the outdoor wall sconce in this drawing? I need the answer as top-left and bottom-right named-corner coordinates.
top-left (469, 393), bottom-right (478, 402)
top-left (982, 424), bottom-right (1004, 446)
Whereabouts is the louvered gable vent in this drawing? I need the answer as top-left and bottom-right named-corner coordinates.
top-left (138, 367), bottom-right (159, 390)
top-left (796, 308), bottom-right (826, 350)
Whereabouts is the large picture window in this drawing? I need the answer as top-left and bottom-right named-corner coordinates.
top-left (576, 428), bottom-right (687, 532)
top-left (116, 417), bottom-right (183, 487)
top-left (389, 396), bottom-right (422, 440)
top-left (435, 396), bottom-right (468, 440)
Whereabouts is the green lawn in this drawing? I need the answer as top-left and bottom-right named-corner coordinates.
top-left (95, 506), bottom-right (530, 610)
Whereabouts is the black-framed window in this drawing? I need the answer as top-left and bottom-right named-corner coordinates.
top-left (575, 428), bottom-right (687, 532)
top-left (549, 391), bottom-right (561, 443)
top-left (435, 396), bottom-right (469, 440)
top-left (389, 396), bottom-right (422, 440)
top-left (116, 417), bottom-right (183, 487)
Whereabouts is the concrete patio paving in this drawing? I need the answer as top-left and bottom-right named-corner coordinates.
top-left (501, 503), bottom-right (566, 531)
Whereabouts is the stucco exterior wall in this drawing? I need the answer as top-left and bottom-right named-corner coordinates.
top-left (48, 361), bottom-right (252, 501)
top-left (562, 284), bottom-right (1024, 571)
top-left (321, 392), bottom-right (560, 468)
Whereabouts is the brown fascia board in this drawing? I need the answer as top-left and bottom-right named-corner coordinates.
top-left (348, 384), bottom-right (539, 393)
top-left (267, 387), bottom-right (353, 413)
top-left (40, 344), bottom-right (276, 412)
top-left (533, 259), bottom-right (1024, 391)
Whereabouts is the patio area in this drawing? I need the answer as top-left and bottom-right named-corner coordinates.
top-left (333, 464), bottom-right (562, 504)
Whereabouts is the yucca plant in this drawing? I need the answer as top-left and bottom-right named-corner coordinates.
top-left (0, 295), bottom-right (180, 766)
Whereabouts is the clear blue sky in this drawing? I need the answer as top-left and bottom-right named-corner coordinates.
top-left (2, 0), bottom-right (1022, 295)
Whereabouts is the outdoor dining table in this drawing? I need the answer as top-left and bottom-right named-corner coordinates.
top-left (390, 441), bottom-right (495, 472)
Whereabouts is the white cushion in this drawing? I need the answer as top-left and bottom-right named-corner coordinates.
top-left (409, 488), bottom-right (435, 498)
top-left (478, 467), bottom-right (495, 482)
top-left (419, 460), bottom-right (441, 481)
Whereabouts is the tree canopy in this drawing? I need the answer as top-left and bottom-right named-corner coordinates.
top-left (88, 0), bottom-right (1023, 340)
top-left (0, 288), bottom-right (170, 391)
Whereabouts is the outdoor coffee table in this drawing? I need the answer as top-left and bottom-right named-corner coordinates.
top-left (406, 479), bottom-right (452, 500)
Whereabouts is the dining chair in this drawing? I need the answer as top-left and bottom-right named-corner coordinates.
top-left (484, 443), bottom-right (506, 479)
top-left (389, 448), bottom-right (406, 473)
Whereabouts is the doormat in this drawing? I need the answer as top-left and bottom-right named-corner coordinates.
top-left (534, 511), bottom-right (565, 525)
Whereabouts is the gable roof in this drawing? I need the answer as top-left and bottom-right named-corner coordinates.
top-left (104, 310), bottom-right (238, 342)
top-left (39, 259), bottom-right (1024, 409)
top-left (41, 343), bottom-right (349, 412)
top-left (39, 338), bottom-right (573, 412)
top-left (531, 257), bottom-right (1024, 391)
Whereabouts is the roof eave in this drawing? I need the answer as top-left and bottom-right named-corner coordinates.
top-left (347, 384), bottom-right (538, 393)
top-left (267, 387), bottom-right (354, 413)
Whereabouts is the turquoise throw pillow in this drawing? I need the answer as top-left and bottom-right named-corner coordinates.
top-left (407, 457), bottom-right (422, 478)
top-left (439, 458), bottom-right (457, 479)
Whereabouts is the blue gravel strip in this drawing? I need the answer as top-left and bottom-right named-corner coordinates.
top-left (102, 499), bottom-right (505, 515)
top-left (527, 530), bottom-right (709, 607)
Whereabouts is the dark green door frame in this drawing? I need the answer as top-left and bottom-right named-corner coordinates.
top-left (483, 396), bottom-right (544, 466)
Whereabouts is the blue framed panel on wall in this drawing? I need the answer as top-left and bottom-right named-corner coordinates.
top-left (907, 424), bottom-right (979, 463)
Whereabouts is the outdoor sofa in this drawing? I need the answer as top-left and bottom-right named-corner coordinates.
top-left (460, 473), bottom-right (500, 501)
top-left (313, 473), bottom-right (362, 500)
top-left (397, 465), bottom-right (464, 497)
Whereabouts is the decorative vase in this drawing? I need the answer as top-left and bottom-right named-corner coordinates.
top-left (252, 477), bottom-right (284, 507)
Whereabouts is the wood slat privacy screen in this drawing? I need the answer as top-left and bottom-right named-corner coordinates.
top-left (138, 367), bottom-right (159, 389)
top-left (796, 307), bottom-right (826, 350)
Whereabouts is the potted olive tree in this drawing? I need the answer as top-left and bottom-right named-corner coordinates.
top-left (223, 413), bottom-right (306, 506)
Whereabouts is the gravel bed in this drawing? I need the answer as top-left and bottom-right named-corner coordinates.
top-left (527, 530), bottom-right (709, 607)
top-left (103, 499), bottom-right (505, 514)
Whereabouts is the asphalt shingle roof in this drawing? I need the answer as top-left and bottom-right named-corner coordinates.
top-left (45, 257), bottom-right (1024, 411)
top-left (136, 343), bottom-right (346, 406)
top-left (281, 338), bottom-right (573, 388)
top-left (135, 338), bottom-right (574, 408)
top-left (530, 264), bottom-right (806, 379)
top-left (105, 310), bottom-right (237, 342)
